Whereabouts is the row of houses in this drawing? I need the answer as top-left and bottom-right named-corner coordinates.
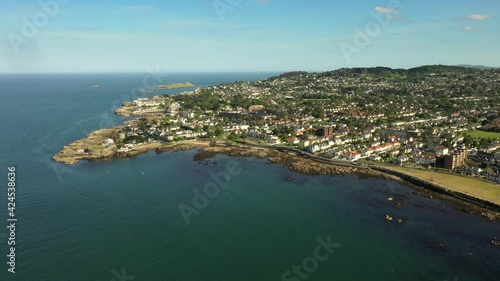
top-left (340, 142), bottom-right (402, 161)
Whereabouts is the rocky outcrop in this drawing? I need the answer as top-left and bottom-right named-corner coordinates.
top-left (156, 141), bottom-right (209, 154)
top-left (491, 239), bottom-right (500, 247)
top-left (52, 126), bottom-right (163, 164)
top-left (196, 145), bottom-right (392, 178)
top-left (52, 127), bottom-right (124, 164)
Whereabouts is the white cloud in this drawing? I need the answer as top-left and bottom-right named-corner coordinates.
top-left (463, 26), bottom-right (484, 31)
top-left (374, 6), bottom-right (400, 14)
top-left (465, 14), bottom-right (491, 20)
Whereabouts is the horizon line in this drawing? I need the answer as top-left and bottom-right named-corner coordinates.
top-left (0, 64), bottom-right (498, 75)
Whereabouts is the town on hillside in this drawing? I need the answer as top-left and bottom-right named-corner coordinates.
top-left (105, 66), bottom-right (500, 183)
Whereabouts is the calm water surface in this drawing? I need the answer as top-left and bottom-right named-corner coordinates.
top-left (0, 73), bottom-right (498, 281)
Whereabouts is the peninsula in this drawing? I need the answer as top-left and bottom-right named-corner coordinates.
top-left (53, 65), bottom-right (500, 217)
top-left (157, 82), bottom-right (195, 90)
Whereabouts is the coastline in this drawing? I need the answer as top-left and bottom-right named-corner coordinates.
top-left (52, 126), bottom-right (126, 165)
top-left (157, 82), bottom-right (195, 90)
top-left (194, 144), bottom-right (500, 220)
top-left (51, 131), bottom-right (208, 165)
top-left (53, 133), bottom-right (500, 220)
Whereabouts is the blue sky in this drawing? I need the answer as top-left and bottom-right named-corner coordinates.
top-left (1, 0), bottom-right (499, 73)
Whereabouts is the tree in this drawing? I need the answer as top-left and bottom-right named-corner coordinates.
top-left (214, 127), bottom-right (224, 136)
top-left (444, 133), bottom-right (453, 147)
top-left (463, 135), bottom-right (473, 147)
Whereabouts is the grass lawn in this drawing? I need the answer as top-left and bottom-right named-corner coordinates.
top-left (384, 166), bottom-right (500, 204)
top-left (467, 130), bottom-right (500, 139)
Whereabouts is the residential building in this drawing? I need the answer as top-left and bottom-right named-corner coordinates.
top-left (444, 149), bottom-right (468, 169)
top-left (249, 105), bottom-right (265, 111)
top-left (316, 126), bottom-right (334, 138)
top-left (435, 146), bottom-right (449, 156)
top-left (344, 151), bottom-right (361, 161)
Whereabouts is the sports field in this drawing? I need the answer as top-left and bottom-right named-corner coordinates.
top-left (467, 130), bottom-right (500, 139)
top-left (384, 166), bottom-right (500, 205)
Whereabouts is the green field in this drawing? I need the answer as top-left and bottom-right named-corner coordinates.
top-left (468, 130), bottom-right (500, 139)
top-left (385, 166), bottom-right (500, 204)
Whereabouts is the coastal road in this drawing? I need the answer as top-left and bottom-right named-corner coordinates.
top-left (234, 142), bottom-right (360, 168)
top-left (234, 141), bottom-right (498, 185)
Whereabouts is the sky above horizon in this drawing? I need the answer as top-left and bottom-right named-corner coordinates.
top-left (1, 0), bottom-right (499, 73)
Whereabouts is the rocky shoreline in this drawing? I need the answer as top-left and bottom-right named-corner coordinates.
top-left (193, 145), bottom-right (500, 221)
top-left (52, 127), bottom-right (210, 165)
top-left (155, 141), bottom-right (210, 154)
top-left (52, 127), bottom-right (125, 164)
top-left (196, 145), bottom-right (392, 178)
top-left (114, 103), bottom-right (163, 117)
top-left (52, 123), bottom-right (166, 164)
top-left (53, 138), bottom-right (500, 220)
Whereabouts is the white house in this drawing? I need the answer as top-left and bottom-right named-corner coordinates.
top-left (397, 155), bottom-right (409, 165)
top-left (344, 151), bottom-right (361, 161)
top-left (102, 138), bottom-right (115, 147)
top-left (266, 135), bottom-right (281, 145)
top-left (435, 146), bottom-right (449, 156)
top-left (307, 145), bottom-right (321, 153)
top-left (299, 140), bottom-right (311, 149)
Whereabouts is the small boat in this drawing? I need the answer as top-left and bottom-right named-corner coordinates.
top-left (92, 84), bottom-right (100, 88)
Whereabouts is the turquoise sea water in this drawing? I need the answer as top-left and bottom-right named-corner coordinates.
top-left (0, 73), bottom-right (499, 281)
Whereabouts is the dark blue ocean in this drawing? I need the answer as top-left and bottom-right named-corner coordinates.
top-left (0, 73), bottom-right (499, 281)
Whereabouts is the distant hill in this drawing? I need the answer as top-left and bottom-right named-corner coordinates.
top-left (273, 71), bottom-right (309, 79)
top-left (352, 67), bottom-right (406, 75)
top-left (271, 65), bottom-right (486, 80)
top-left (309, 67), bottom-right (408, 79)
top-left (457, 64), bottom-right (499, 70)
top-left (407, 65), bottom-right (480, 74)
